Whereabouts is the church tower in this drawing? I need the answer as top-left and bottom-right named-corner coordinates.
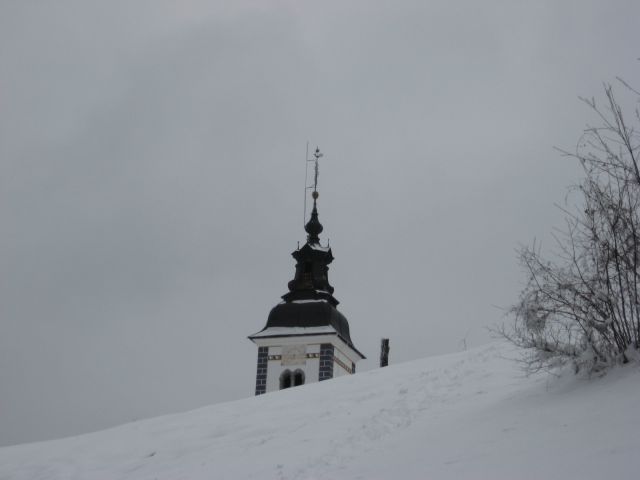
top-left (249, 149), bottom-right (365, 395)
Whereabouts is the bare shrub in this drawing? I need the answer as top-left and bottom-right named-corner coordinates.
top-left (503, 80), bottom-right (640, 373)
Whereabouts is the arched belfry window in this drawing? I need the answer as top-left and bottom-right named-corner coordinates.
top-left (279, 369), bottom-right (305, 390)
top-left (280, 370), bottom-right (292, 389)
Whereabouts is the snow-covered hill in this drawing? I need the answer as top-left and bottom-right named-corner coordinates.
top-left (1, 342), bottom-right (638, 480)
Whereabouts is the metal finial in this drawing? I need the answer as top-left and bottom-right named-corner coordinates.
top-left (313, 147), bottom-right (323, 196)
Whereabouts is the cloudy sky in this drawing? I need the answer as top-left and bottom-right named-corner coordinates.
top-left (1, 0), bottom-right (639, 446)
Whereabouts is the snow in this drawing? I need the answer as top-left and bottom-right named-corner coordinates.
top-left (1, 342), bottom-right (638, 479)
top-left (309, 244), bottom-right (331, 252)
top-left (277, 299), bottom-right (330, 305)
top-left (249, 326), bottom-right (337, 338)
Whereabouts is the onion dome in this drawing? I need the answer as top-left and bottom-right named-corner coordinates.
top-left (304, 192), bottom-right (323, 244)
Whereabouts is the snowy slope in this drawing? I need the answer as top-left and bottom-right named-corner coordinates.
top-left (1, 342), bottom-right (638, 480)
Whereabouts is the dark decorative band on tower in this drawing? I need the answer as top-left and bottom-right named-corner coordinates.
top-left (255, 346), bottom-right (268, 395)
top-left (319, 343), bottom-right (334, 381)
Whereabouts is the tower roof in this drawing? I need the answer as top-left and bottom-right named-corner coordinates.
top-left (249, 300), bottom-right (364, 359)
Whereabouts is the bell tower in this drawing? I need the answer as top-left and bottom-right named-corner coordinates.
top-left (248, 148), bottom-right (365, 395)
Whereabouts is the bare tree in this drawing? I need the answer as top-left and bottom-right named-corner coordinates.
top-left (503, 80), bottom-right (640, 373)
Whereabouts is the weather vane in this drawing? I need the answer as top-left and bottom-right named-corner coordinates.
top-left (312, 147), bottom-right (322, 196)
top-left (303, 143), bottom-right (323, 227)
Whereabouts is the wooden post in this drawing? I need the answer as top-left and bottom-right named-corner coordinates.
top-left (380, 338), bottom-right (390, 367)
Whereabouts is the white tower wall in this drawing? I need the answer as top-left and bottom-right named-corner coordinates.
top-left (251, 332), bottom-right (362, 394)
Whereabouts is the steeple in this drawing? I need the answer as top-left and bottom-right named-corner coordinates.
top-left (248, 147), bottom-right (364, 396)
top-left (286, 148), bottom-right (335, 300)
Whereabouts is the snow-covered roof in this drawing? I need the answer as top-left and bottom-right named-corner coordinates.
top-left (249, 325), bottom-right (337, 338)
top-left (309, 243), bottom-right (331, 252)
top-left (279, 298), bottom-right (330, 305)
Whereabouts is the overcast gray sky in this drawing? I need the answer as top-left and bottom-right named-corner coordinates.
top-left (1, 0), bottom-right (639, 447)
